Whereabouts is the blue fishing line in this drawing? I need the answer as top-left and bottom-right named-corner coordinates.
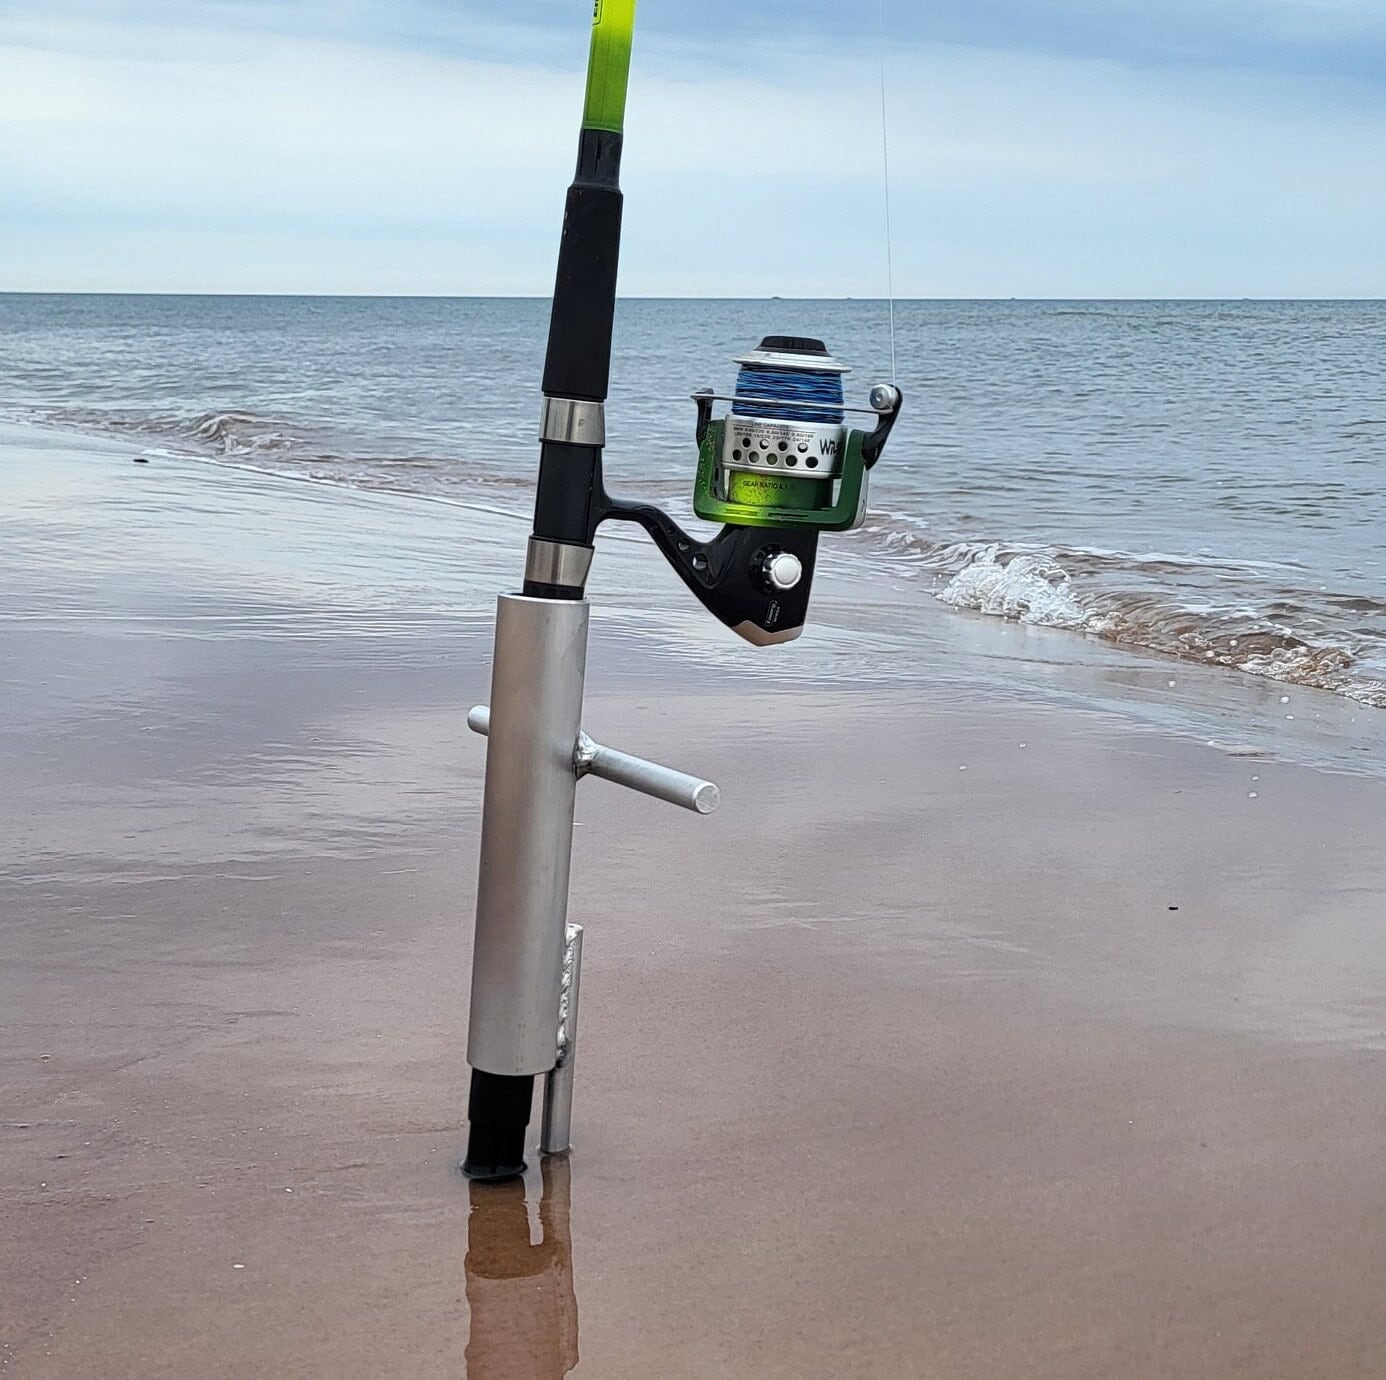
top-left (734, 364), bottom-right (845, 425)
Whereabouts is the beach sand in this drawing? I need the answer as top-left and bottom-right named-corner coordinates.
top-left (5, 432), bottom-right (1386, 1378)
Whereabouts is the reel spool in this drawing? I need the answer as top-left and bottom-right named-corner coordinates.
top-left (692, 335), bottom-right (901, 533)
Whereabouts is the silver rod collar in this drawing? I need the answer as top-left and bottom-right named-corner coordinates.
top-left (541, 397), bottom-right (607, 446)
top-left (526, 538), bottom-right (595, 590)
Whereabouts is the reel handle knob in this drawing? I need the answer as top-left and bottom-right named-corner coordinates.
top-left (763, 551), bottom-right (804, 592)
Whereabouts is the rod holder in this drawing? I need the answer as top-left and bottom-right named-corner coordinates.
top-left (464, 595), bottom-right (718, 1180)
top-left (468, 706), bottom-right (719, 815)
top-left (467, 597), bottom-right (589, 1083)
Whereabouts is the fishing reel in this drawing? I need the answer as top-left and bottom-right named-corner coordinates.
top-left (602, 335), bottom-right (901, 645)
top-left (694, 336), bottom-right (897, 532)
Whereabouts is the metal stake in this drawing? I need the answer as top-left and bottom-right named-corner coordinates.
top-left (541, 923), bottom-right (585, 1155)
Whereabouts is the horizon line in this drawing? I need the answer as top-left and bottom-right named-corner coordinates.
top-left (3, 290), bottom-right (1385, 304)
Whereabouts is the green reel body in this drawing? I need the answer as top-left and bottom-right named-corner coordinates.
top-left (692, 419), bottom-right (872, 532)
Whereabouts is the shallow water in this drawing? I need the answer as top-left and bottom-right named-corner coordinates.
top-left (2, 293), bottom-right (1384, 708)
top-left (4, 422), bottom-right (1382, 782)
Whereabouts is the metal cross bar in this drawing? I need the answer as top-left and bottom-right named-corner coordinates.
top-left (467, 705), bottom-right (719, 815)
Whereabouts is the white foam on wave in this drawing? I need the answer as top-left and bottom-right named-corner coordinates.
top-left (929, 542), bottom-right (1386, 709)
top-left (937, 546), bottom-right (1089, 630)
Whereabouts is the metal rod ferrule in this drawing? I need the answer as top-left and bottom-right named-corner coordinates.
top-left (467, 707), bottom-right (719, 815)
top-left (468, 596), bottom-right (591, 1078)
top-left (540, 397), bottom-right (607, 446)
top-left (540, 924), bottom-right (584, 1155)
top-left (526, 537), bottom-right (595, 591)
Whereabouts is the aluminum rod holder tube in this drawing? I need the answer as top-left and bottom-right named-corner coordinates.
top-left (540, 924), bottom-right (584, 1155)
top-left (464, 594), bottom-right (590, 1180)
top-left (467, 707), bottom-right (719, 816)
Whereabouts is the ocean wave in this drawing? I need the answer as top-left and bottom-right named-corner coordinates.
top-left (937, 551), bottom-right (1088, 629)
top-left (2, 403), bottom-right (538, 502)
top-left (12, 404), bottom-right (264, 452)
top-left (10, 402), bottom-right (340, 460)
top-left (10, 401), bottom-right (1385, 710)
top-left (861, 521), bottom-right (1386, 710)
top-left (188, 409), bottom-right (296, 453)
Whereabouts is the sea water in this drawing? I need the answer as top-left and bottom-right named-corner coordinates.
top-left (3, 293), bottom-right (1384, 724)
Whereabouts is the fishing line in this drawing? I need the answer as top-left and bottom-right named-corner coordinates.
top-left (734, 363), bottom-right (846, 425)
top-left (877, 0), bottom-right (898, 384)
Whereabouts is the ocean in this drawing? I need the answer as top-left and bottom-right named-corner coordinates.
top-left (3, 293), bottom-right (1384, 729)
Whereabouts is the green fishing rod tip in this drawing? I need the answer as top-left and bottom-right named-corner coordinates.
top-left (583, 0), bottom-right (638, 133)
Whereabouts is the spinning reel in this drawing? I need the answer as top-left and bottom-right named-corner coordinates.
top-left (597, 335), bottom-right (902, 645)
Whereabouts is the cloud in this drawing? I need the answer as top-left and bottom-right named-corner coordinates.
top-left (1, 1), bottom-right (1384, 294)
top-left (618, 42), bottom-right (1386, 297)
top-left (650, 0), bottom-right (1386, 83)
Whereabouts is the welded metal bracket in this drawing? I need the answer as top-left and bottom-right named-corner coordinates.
top-left (467, 705), bottom-right (720, 815)
top-left (540, 923), bottom-right (585, 1154)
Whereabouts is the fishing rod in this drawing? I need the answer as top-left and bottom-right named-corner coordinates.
top-left (462, 0), bottom-right (904, 1181)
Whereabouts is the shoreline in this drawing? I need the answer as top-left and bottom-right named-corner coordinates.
top-left (6, 426), bottom-right (1386, 1375)
top-left (5, 416), bottom-right (1382, 780)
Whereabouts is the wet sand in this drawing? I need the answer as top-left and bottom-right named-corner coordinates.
top-left (5, 434), bottom-right (1386, 1378)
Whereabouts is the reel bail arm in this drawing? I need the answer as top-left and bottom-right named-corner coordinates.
top-left (863, 384), bottom-right (904, 467)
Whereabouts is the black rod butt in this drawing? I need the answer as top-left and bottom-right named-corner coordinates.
top-left (462, 1069), bottom-right (534, 1182)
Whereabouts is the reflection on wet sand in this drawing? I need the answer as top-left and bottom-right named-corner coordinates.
top-left (465, 1156), bottom-right (578, 1379)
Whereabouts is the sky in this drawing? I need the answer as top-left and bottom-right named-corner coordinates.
top-left (1, 0), bottom-right (1384, 296)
